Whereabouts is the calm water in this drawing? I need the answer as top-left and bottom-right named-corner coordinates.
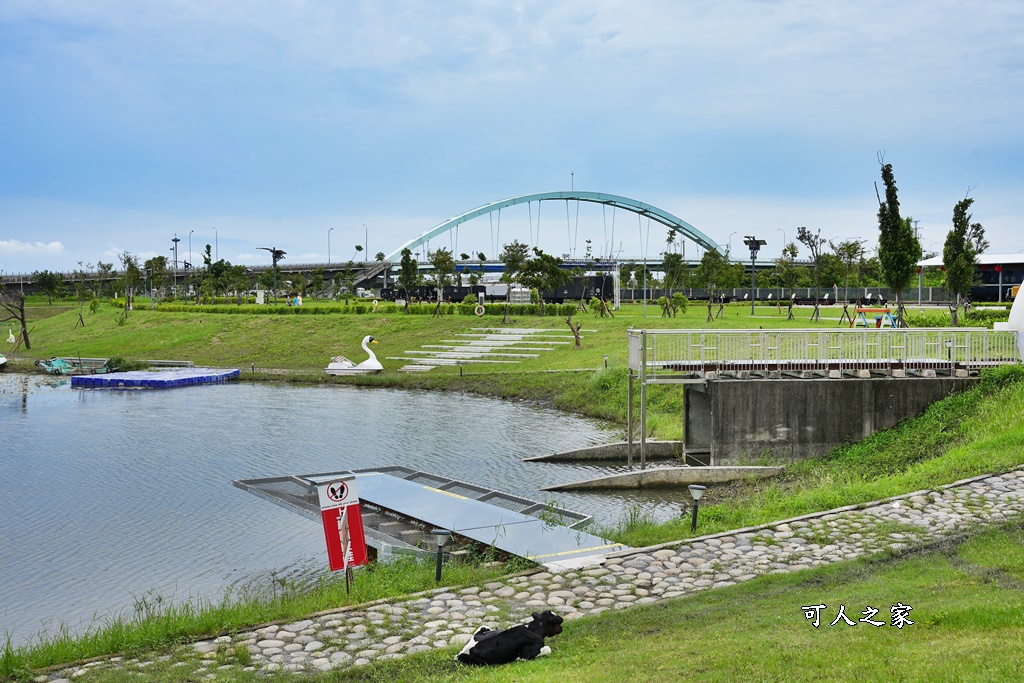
top-left (0, 374), bottom-right (683, 646)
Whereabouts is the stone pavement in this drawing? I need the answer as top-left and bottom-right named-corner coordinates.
top-left (39, 466), bottom-right (1024, 681)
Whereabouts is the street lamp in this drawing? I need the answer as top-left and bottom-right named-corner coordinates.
top-left (363, 224), bottom-right (368, 260)
top-left (213, 227), bottom-right (218, 262)
top-left (728, 231), bottom-right (737, 258)
top-left (688, 484), bottom-right (706, 532)
top-left (430, 528), bottom-right (452, 582)
top-left (188, 230), bottom-right (194, 269)
top-left (328, 227), bottom-right (334, 263)
top-left (257, 247), bottom-right (286, 304)
top-left (743, 236), bottom-right (767, 316)
top-left (171, 235), bottom-right (181, 299)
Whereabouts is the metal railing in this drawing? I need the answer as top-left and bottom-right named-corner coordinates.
top-left (628, 327), bottom-right (1021, 380)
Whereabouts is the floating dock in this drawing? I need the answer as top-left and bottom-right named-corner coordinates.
top-left (234, 466), bottom-right (630, 570)
top-left (71, 367), bottom-right (240, 389)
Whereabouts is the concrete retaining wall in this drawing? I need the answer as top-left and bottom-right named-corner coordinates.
top-left (524, 441), bottom-right (682, 462)
top-left (685, 377), bottom-right (978, 465)
top-left (541, 466), bottom-right (784, 491)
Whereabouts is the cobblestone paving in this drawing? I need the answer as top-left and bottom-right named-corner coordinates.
top-left (39, 467), bottom-right (1024, 681)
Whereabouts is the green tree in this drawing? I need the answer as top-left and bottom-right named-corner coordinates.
top-left (143, 255), bottom-right (168, 299)
top-left (201, 245), bottom-right (232, 302)
top-left (499, 239), bottom-right (530, 321)
top-left (0, 286), bottom-right (30, 349)
top-left (943, 197), bottom-right (979, 326)
top-left (227, 265), bottom-right (251, 304)
top-left (968, 222), bottom-right (989, 254)
top-left (398, 248), bottom-right (420, 313)
top-left (829, 239), bottom-right (865, 302)
top-left (662, 252), bottom-right (688, 297)
top-left (876, 160), bottom-right (922, 325)
top-left (695, 248), bottom-right (730, 321)
top-left (426, 247), bottom-right (456, 316)
top-left (796, 226), bottom-right (826, 319)
top-left (117, 252), bottom-right (141, 317)
top-left (519, 247), bottom-right (572, 315)
top-left (33, 270), bottom-right (64, 305)
top-left (95, 261), bottom-right (114, 298)
top-left (310, 268), bottom-right (325, 299)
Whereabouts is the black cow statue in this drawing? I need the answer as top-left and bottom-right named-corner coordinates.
top-left (456, 610), bottom-right (564, 665)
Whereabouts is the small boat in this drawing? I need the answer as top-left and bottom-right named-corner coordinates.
top-left (326, 335), bottom-right (383, 375)
top-left (35, 357), bottom-right (76, 374)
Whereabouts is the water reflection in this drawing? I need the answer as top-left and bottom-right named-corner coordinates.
top-left (0, 374), bottom-right (682, 646)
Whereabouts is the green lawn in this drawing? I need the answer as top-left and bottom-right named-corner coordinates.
top-left (43, 519), bottom-right (1024, 683)
top-left (7, 299), bottom-right (956, 439)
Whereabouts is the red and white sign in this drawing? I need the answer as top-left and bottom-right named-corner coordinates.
top-left (316, 476), bottom-right (368, 571)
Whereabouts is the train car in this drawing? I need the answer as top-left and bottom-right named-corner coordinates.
top-left (541, 275), bottom-right (616, 304)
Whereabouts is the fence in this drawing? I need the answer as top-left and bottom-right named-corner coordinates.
top-left (627, 327), bottom-right (1021, 381)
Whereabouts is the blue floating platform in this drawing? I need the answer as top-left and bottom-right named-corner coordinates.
top-left (71, 368), bottom-right (240, 389)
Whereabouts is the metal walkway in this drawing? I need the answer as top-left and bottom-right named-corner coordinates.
top-left (628, 327), bottom-right (1021, 383)
top-left (233, 467), bottom-right (628, 570)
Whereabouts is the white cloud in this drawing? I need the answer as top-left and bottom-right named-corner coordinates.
top-left (0, 239), bottom-right (65, 255)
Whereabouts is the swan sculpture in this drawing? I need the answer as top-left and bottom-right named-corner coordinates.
top-left (325, 335), bottom-right (383, 375)
top-left (7, 328), bottom-right (14, 344)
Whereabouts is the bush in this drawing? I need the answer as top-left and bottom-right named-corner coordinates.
top-left (106, 355), bottom-right (149, 372)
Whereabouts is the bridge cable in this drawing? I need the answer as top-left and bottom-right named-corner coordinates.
top-left (574, 196), bottom-right (581, 259)
top-left (565, 200), bottom-right (572, 256)
top-left (537, 200), bottom-right (542, 247)
top-left (528, 202), bottom-right (533, 247)
top-left (602, 205), bottom-right (607, 260)
top-left (611, 206), bottom-right (616, 259)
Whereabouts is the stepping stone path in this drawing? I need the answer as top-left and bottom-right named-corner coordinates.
top-left (391, 328), bottom-right (589, 373)
top-left (38, 467), bottom-right (1024, 680)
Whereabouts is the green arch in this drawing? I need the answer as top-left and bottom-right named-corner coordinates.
top-left (383, 191), bottom-right (720, 261)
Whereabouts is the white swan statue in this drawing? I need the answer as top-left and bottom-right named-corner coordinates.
top-left (326, 335), bottom-right (383, 375)
top-left (7, 328), bottom-right (15, 344)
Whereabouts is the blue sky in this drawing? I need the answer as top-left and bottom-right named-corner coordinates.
top-left (1, 0), bottom-right (1022, 274)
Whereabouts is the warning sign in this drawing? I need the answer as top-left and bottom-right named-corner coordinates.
top-left (316, 476), bottom-right (368, 571)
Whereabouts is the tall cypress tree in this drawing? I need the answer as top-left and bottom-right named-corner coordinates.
top-left (876, 161), bottom-right (922, 326)
top-left (943, 197), bottom-right (978, 326)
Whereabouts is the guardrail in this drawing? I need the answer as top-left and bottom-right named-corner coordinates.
top-left (627, 327), bottom-right (1021, 381)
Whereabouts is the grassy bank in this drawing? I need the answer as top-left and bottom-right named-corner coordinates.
top-left (18, 518), bottom-right (1024, 682)
top-left (12, 300), bottom-right (876, 438)
top-left (5, 300), bottom-right (1022, 677)
top-left (4, 368), bottom-right (1022, 677)
top-left (1, 556), bottom-right (529, 678)
top-left (600, 365), bottom-right (1024, 546)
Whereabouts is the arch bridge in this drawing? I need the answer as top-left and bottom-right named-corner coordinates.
top-left (383, 191), bottom-right (720, 262)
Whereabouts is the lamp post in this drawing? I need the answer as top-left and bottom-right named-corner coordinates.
top-left (743, 236), bottom-right (767, 316)
top-left (188, 230), bottom-right (194, 270)
top-left (171, 235), bottom-right (181, 299)
top-left (363, 224), bottom-right (368, 261)
top-left (257, 247), bottom-right (286, 304)
top-left (728, 231), bottom-right (737, 259)
top-left (213, 227), bottom-right (218, 262)
top-left (688, 485), bottom-right (706, 532)
top-left (328, 227), bottom-right (334, 264)
top-left (430, 528), bottom-right (451, 582)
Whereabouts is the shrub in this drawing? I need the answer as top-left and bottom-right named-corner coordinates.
top-left (106, 355), bottom-right (149, 372)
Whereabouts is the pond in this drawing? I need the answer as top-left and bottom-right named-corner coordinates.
top-left (0, 374), bottom-right (683, 646)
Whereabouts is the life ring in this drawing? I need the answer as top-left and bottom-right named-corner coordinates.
top-left (372, 300), bottom-right (378, 310)
top-left (474, 304), bottom-right (485, 317)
